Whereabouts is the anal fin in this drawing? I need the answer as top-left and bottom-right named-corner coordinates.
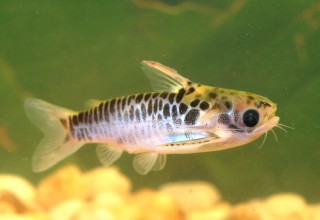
top-left (96, 144), bottom-right (123, 167)
top-left (133, 153), bottom-right (167, 175)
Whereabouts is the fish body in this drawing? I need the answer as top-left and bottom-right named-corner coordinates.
top-left (24, 61), bottom-right (279, 174)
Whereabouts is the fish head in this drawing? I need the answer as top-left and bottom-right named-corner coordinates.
top-left (230, 93), bottom-right (279, 137)
top-left (204, 89), bottom-right (279, 147)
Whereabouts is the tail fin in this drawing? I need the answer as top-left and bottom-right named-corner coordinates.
top-left (24, 98), bottom-right (84, 172)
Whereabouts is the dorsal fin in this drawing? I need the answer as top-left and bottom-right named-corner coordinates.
top-left (141, 61), bottom-right (197, 92)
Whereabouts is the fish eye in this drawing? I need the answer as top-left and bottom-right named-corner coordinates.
top-left (243, 109), bottom-right (259, 127)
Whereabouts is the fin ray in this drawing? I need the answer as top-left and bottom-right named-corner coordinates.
top-left (133, 153), bottom-right (166, 175)
top-left (151, 154), bottom-right (167, 171)
top-left (141, 60), bottom-right (193, 92)
top-left (96, 144), bottom-right (123, 167)
top-left (24, 98), bottom-right (83, 172)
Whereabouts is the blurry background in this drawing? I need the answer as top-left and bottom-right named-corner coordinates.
top-left (0, 0), bottom-right (319, 203)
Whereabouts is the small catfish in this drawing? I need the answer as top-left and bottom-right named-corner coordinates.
top-left (24, 61), bottom-right (280, 175)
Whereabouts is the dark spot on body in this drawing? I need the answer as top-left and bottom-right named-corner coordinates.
top-left (78, 112), bottom-right (84, 123)
top-left (135, 94), bottom-right (143, 103)
top-left (255, 101), bottom-right (271, 108)
top-left (103, 101), bottom-right (110, 122)
top-left (209, 92), bottom-right (217, 99)
top-left (127, 95), bottom-right (135, 105)
top-left (72, 115), bottom-right (79, 126)
top-left (157, 114), bottom-right (162, 121)
top-left (147, 99), bottom-right (153, 116)
top-left (224, 101), bottom-right (232, 110)
top-left (176, 88), bottom-right (186, 103)
top-left (172, 105), bottom-right (178, 121)
top-left (190, 99), bottom-right (200, 107)
top-left (109, 99), bottom-right (116, 116)
top-left (179, 103), bottom-right (188, 114)
top-left (153, 99), bottom-right (158, 114)
top-left (187, 81), bottom-right (192, 86)
top-left (200, 101), bottom-right (210, 111)
top-left (168, 93), bottom-right (175, 104)
top-left (144, 93), bottom-right (151, 102)
top-left (121, 97), bottom-right (127, 111)
top-left (211, 103), bottom-right (221, 110)
top-left (84, 111), bottom-right (89, 124)
top-left (247, 96), bottom-right (255, 100)
top-left (98, 102), bottom-right (104, 121)
top-left (141, 103), bottom-right (147, 121)
top-left (93, 107), bottom-right (99, 123)
top-left (116, 99), bottom-right (122, 120)
top-left (233, 110), bottom-right (240, 122)
top-left (186, 87), bottom-right (195, 95)
top-left (184, 109), bottom-right (200, 125)
top-left (129, 106), bottom-right (134, 121)
top-left (159, 100), bottom-right (163, 111)
top-left (152, 93), bottom-right (160, 98)
top-left (88, 109), bottom-right (93, 124)
top-left (116, 98), bottom-right (121, 111)
top-left (218, 114), bottom-right (230, 125)
top-left (160, 92), bottom-right (169, 99)
top-left (163, 103), bottom-right (170, 119)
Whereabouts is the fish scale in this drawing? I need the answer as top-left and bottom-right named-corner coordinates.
top-left (24, 60), bottom-right (279, 175)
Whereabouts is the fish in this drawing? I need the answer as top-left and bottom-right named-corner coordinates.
top-left (24, 61), bottom-right (280, 175)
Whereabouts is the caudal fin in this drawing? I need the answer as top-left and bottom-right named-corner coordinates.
top-left (24, 98), bottom-right (84, 172)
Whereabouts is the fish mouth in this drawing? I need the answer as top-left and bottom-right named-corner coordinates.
top-left (255, 116), bottom-right (279, 134)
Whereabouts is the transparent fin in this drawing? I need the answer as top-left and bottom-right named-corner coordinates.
top-left (141, 60), bottom-right (194, 92)
top-left (96, 144), bottom-right (123, 167)
top-left (24, 98), bottom-right (84, 172)
top-left (151, 154), bottom-right (167, 171)
top-left (133, 153), bottom-right (166, 175)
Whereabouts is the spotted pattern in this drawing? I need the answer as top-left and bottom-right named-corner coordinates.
top-left (179, 103), bottom-right (188, 114)
top-left (218, 114), bottom-right (230, 125)
top-left (184, 109), bottom-right (200, 125)
top-left (186, 87), bottom-right (195, 95)
top-left (68, 86), bottom-right (213, 143)
top-left (190, 99), bottom-right (200, 107)
top-left (209, 92), bottom-right (217, 99)
top-left (200, 101), bottom-right (209, 110)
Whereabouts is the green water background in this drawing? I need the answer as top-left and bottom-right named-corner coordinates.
top-left (0, 1), bottom-right (319, 203)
